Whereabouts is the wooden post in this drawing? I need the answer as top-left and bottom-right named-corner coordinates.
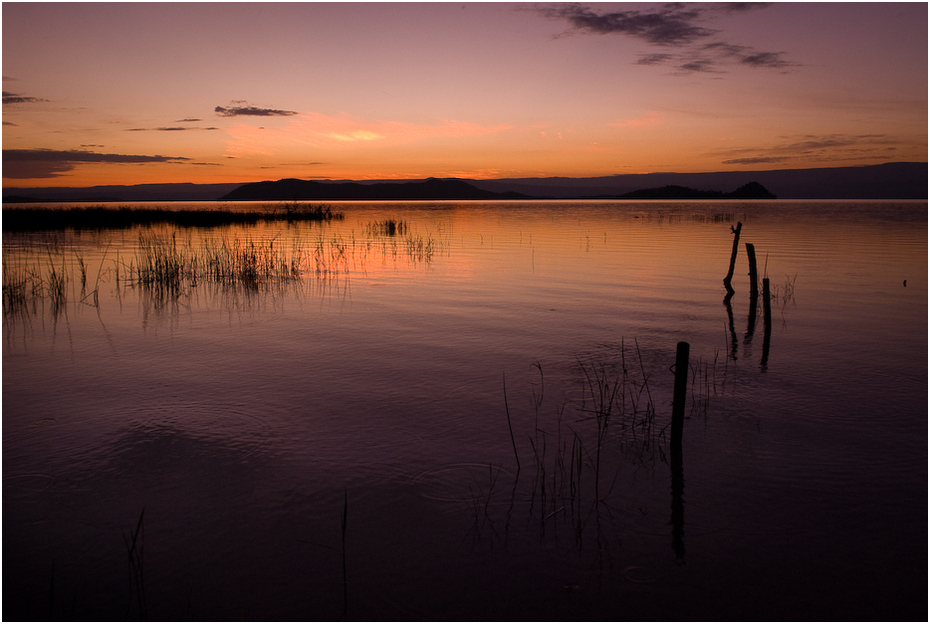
top-left (745, 243), bottom-right (759, 343)
top-left (745, 242), bottom-right (758, 302)
top-left (761, 277), bottom-right (771, 367)
top-left (723, 221), bottom-right (742, 296)
top-left (671, 341), bottom-right (690, 441)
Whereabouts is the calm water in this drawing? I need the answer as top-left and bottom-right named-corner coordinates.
top-left (3, 200), bottom-right (927, 620)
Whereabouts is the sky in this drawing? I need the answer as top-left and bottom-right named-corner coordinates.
top-left (2, 2), bottom-right (927, 188)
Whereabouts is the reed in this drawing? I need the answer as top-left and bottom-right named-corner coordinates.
top-left (41, 248), bottom-right (70, 317)
top-left (123, 507), bottom-right (147, 621)
top-left (403, 233), bottom-right (438, 263)
top-left (491, 336), bottom-right (740, 548)
top-left (502, 372), bottom-right (521, 472)
top-left (467, 463), bottom-right (504, 542)
top-left (273, 201), bottom-right (342, 223)
top-left (5, 223), bottom-right (445, 321)
top-left (2, 203), bottom-right (343, 232)
top-left (771, 273), bottom-right (798, 307)
top-left (2, 264), bottom-right (43, 316)
top-left (366, 218), bottom-right (408, 237)
top-left (126, 232), bottom-right (319, 295)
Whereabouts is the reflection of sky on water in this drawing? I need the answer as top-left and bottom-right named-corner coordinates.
top-left (3, 201), bottom-right (927, 620)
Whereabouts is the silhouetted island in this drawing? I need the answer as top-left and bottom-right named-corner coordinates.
top-left (605, 181), bottom-right (776, 200)
top-left (220, 178), bottom-right (776, 201)
top-left (4, 162), bottom-right (925, 202)
top-left (220, 177), bottom-right (530, 201)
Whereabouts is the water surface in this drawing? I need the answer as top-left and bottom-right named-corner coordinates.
top-left (3, 200), bottom-right (926, 620)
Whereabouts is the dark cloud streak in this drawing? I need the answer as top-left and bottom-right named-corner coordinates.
top-left (722, 156), bottom-right (791, 165)
top-left (126, 126), bottom-right (219, 132)
top-left (636, 53), bottom-right (674, 66)
top-left (719, 134), bottom-right (900, 166)
top-left (538, 4), bottom-right (714, 46)
top-left (3, 91), bottom-right (47, 105)
top-left (3, 148), bottom-right (191, 179)
top-left (215, 102), bottom-right (298, 117)
top-left (537, 3), bottom-right (796, 74)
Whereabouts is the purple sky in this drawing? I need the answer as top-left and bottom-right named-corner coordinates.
top-left (3, 2), bottom-right (927, 186)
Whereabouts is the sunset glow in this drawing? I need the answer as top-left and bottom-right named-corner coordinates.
top-left (3, 2), bottom-right (927, 187)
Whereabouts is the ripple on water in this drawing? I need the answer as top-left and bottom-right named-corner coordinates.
top-left (408, 462), bottom-right (518, 504)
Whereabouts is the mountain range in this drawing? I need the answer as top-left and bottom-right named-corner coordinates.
top-left (3, 162), bottom-right (926, 202)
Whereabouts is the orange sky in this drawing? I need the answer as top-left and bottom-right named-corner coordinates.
top-left (3, 2), bottom-right (927, 187)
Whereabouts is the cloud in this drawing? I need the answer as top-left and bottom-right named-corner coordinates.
top-left (3, 91), bottom-right (47, 105)
top-left (538, 3), bottom-right (796, 74)
top-left (215, 101), bottom-right (298, 117)
top-left (722, 156), bottom-right (792, 165)
top-left (636, 53), bottom-right (674, 66)
top-left (176, 118), bottom-right (201, 122)
top-left (126, 126), bottom-right (220, 132)
top-left (538, 4), bottom-right (714, 46)
top-left (719, 3), bottom-right (773, 14)
top-left (3, 121), bottom-right (16, 127)
top-left (718, 134), bottom-right (901, 165)
top-left (740, 51), bottom-right (793, 69)
top-left (2, 148), bottom-right (191, 179)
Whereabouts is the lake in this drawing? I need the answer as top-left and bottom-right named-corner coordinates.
top-left (3, 200), bottom-right (927, 621)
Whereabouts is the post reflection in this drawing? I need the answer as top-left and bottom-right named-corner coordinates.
top-left (671, 408), bottom-right (686, 564)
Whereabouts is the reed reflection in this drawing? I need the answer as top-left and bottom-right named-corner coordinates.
top-left (2, 220), bottom-right (445, 334)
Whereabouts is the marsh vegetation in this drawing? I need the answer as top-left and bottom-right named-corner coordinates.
top-left (2, 201), bottom-right (342, 231)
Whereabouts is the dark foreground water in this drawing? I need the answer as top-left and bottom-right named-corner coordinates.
top-left (3, 200), bottom-right (927, 620)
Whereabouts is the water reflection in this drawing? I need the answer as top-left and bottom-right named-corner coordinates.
top-left (4, 201), bottom-right (925, 620)
top-left (670, 428), bottom-right (685, 564)
top-left (2, 221), bottom-right (446, 333)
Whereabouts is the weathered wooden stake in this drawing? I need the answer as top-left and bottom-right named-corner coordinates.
top-left (745, 242), bottom-right (758, 302)
top-left (761, 277), bottom-right (772, 367)
top-left (671, 341), bottom-right (690, 441)
top-left (723, 221), bottom-right (742, 296)
top-left (745, 242), bottom-right (759, 343)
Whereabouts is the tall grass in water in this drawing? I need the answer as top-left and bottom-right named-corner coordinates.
top-left (124, 232), bottom-right (322, 297)
top-left (365, 218), bottom-right (442, 264)
top-left (492, 338), bottom-right (732, 546)
top-left (273, 201), bottom-right (342, 223)
top-left (366, 218), bottom-right (408, 237)
top-left (2, 264), bottom-right (44, 316)
top-left (2, 247), bottom-right (69, 318)
top-left (124, 507), bottom-right (147, 621)
top-left (130, 232), bottom-right (192, 298)
top-left (3, 203), bottom-right (343, 231)
top-left (4, 223), bottom-right (441, 323)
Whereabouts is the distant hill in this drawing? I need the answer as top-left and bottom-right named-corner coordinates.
top-left (606, 182), bottom-right (776, 200)
top-left (3, 162), bottom-right (925, 202)
top-left (469, 162), bottom-right (927, 200)
top-left (219, 177), bottom-right (530, 201)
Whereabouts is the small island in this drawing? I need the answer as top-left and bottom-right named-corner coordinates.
top-left (220, 177), bottom-right (530, 201)
top-left (219, 178), bottom-right (777, 201)
top-left (605, 181), bottom-right (777, 200)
